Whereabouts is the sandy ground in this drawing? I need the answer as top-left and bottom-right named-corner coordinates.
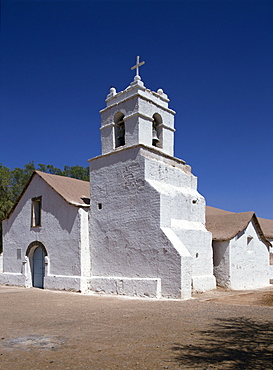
top-left (0, 285), bottom-right (272, 369)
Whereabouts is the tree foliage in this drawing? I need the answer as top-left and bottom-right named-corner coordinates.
top-left (0, 162), bottom-right (89, 252)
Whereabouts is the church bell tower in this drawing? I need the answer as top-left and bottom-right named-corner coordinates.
top-left (99, 56), bottom-right (176, 156)
top-left (89, 57), bottom-right (216, 300)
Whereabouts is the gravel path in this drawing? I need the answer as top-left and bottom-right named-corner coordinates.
top-left (0, 286), bottom-right (272, 369)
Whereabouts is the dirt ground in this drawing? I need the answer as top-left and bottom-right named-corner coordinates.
top-left (0, 285), bottom-right (272, 370)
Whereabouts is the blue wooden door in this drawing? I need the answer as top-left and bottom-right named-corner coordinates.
top-left (33, 246), bottom-right (45, 288)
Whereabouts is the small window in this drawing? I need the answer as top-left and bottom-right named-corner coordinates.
top-left (31, 196), bottom-right (42, 227)
top-left (247, 236), bottom-right (253, 244)
top-left (17, 248), bottom-right (22, 260)
top-left (247, 236), bottom-right (254, 252)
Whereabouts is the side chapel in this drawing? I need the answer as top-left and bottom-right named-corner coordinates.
top-left (0, 57), bottom-right (217, 298)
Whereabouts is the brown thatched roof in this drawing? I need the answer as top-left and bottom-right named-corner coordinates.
top-left (257, 217), bottom-right (273, 239)
top-left (3, 171), bottom-right (90, 220)
top-left (206, 206), bottom-right (233, 216)
top-left (206, 206), bottom-right (270, 246)
top-left (36, 171), bottom-right (90, 207)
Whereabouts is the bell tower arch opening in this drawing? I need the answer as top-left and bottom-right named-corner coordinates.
top-left (114, 112), bottom-right (125, 148)
top-left (152, 113), bottom-right (163, 148)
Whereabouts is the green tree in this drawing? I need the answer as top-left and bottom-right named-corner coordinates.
top-left (37, 164), bottom-right (63, 176)
top-left (0, 164), bottom-right (13, 253)
top-left (0, 164), bottom-right (13, 220)
top-left (63, 165), bottom-right (89, 181)
top-left (10, 162), bottom-right (36, 202)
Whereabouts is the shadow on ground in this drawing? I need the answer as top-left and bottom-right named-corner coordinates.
top-left (172, 317), bottom-right (273, 369)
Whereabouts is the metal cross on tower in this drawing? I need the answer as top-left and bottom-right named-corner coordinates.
top-left (131, 56), bottom-right (145, 78)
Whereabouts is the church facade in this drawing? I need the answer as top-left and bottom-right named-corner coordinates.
top-left (1, 58), bottom-right (271, 297)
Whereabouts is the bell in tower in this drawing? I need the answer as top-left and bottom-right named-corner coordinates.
top-left (152, 124), bottom-right (160, 146)
top-left (115, 114), bottom-right (125, 148)
top-left (152, 114), bottom-right (162, 148)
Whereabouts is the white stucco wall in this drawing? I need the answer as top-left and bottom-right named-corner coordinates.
top-left (144, 151), bottom-right (215, 292)
top-left (89, 146), bottom-right (215, 299)
top-left (0, 174), bottom-right (89, 291)
top-left (213, 220), bottom-right (270, 290)
top-left (0, 253), bottom-right (3, 273)
top-left (79, 207), bottom-right (91, 292)
top-left (267, 239), bottom-right (273, 280)
top-left (213, 240), bottom-right (231, 288)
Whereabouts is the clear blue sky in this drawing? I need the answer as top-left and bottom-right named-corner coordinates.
top-left (1, 0), bottom-right (272, 219)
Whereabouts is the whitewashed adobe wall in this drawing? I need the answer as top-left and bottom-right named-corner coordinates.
top-left (0, 254), bottom-right (3, 273)
top-left (89, 146), bottom-right (215, 299)
top-left (1, 175), bottom-right (89, 292)
top-left (269, 241), bottom-right (273, 280)
top-left (145, 150), bottom-right (215, 293)
top-left (213, 220), bottom-right (269, 289)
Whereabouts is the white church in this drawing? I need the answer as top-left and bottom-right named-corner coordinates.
top-left (1, 58), bottom-right (272, 298)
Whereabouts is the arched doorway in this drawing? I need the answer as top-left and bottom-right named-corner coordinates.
top-left (33, 246), bottom-right (45, 288)
top-left (26, 242), bottom-right (47, 289)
